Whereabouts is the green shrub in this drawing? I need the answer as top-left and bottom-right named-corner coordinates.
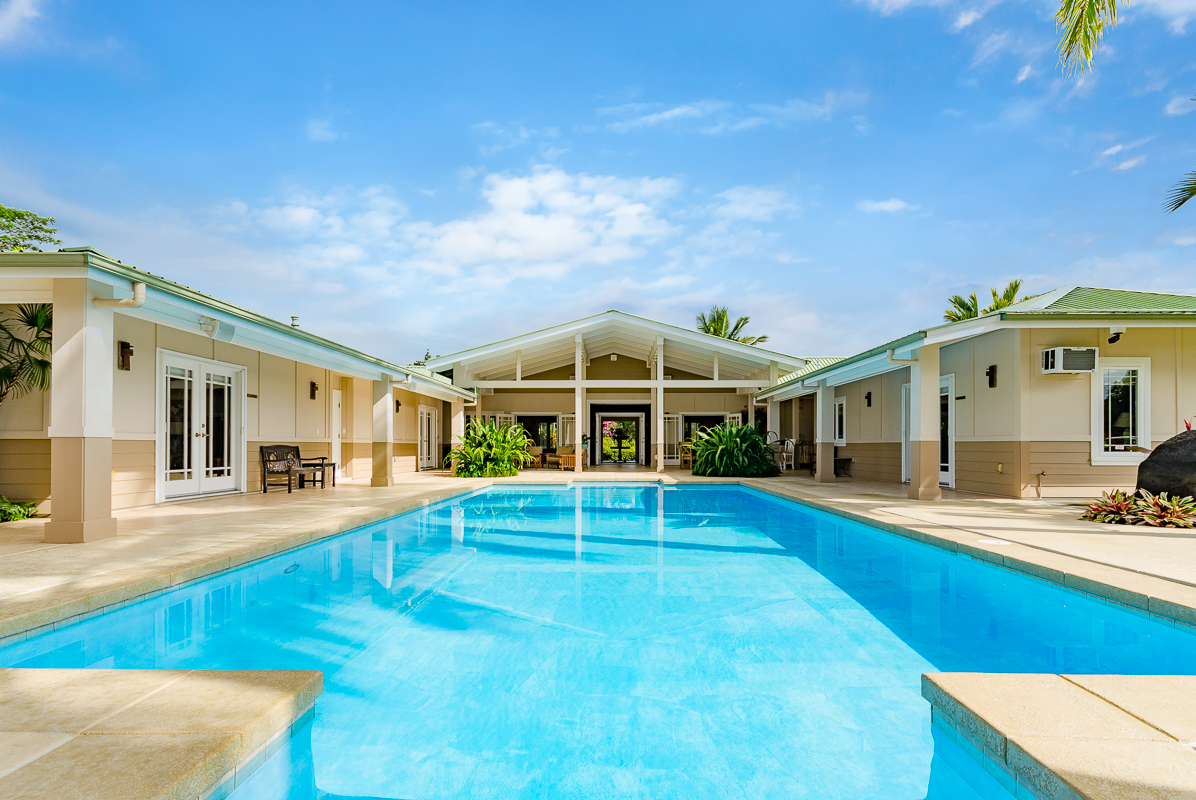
top-left (0, 496), bottom-right (38, 522)
top-left (444, 419), bottom-right (535, 477)
top-left (691, 423), bottom-right (781, 478)
top-left (1136, 490), bottom-right (1196, 528)
top-left (1080, 489), bottom-right (1141, 525)
top-left (1081, 489), bottom-right (1196, 528)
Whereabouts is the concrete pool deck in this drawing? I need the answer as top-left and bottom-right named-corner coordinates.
top-left (2, 470), bottom-right (1196, 799)
top-left (0, 668), bottom-right (321, 800)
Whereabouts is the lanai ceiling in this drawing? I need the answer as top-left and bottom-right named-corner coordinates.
top-left (425, 311), bottom-right (806, 384)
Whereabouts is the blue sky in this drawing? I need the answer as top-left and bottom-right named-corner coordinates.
top-left (1, 0), bottom-right (1194, 363)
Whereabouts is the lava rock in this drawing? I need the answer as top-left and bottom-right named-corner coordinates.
top-left (1136, 429), bottom-right (1196, 499)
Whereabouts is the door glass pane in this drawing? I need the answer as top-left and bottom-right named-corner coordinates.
top-left (1103, 369), bottom-right (1138, 451)
top-left (206, 373), bottom-right (232, 477)
top-left (167, 368), bottom-right (192, 481)
top-left (940, 390), bottom-right (949, 471)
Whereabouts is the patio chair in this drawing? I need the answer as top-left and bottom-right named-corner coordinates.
top-left (680, 441), bottom-right (694, 470)
top-left (779, 440), bottom-right (794, 471)
top-left (527, 446), bottom-right (543, 469)
top-left (260, 445), bottom-right (336, 493)
top-left (546, 445), bottom-right (574, 469)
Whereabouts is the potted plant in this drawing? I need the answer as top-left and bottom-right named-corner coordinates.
top-left (581, 433), bottom-right (590, 456)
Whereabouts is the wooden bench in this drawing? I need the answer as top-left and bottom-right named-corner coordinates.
top-left (260, 445), bottom-right (336, 493)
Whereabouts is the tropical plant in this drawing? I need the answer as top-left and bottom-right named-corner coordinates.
top-left (0, 496), bottom-right (38, 522)
top-left (691, 422), bottom-right (781, 478)
top-left (0, 204), bottom-right (62, 252)
top-left (943, 280), bottom-right (1024, 322)
top-left (0, 304), bottom-right (53, 407)
top-left (1135, 490), bottom-right (1196, 528)
top-left (696, 305), bottom-right (768, 346)
top-left (1080, 489), bottom-right (1141, 525)
top-left (443, 418), bottom-right (535, 477)
top-left (1054, 1), bottom-right (1193, 212)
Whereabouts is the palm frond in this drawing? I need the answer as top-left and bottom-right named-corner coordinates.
top-left (943, 292), bottom-right (980, 322)
top-left (985, 280), bottom-right (1023, 312)
top-left (1165, 167), bottom-right (1196, 214)
top-left (1055, 0), bottom-right (1124, 76)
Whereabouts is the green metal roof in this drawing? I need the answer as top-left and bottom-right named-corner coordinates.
top-left (756, 331), bottom-right (928, 399)
top-left (1004, 286), bottom-right (1196, 316)
top-left (3, 248), bottom-right (470, 397)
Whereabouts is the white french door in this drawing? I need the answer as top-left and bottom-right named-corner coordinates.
top-left (161, 352), bottom-right (243, 500)
top-left (663, 414), bottom-right (681, 466)
top-left (418, 405), bottom-right (439, 470)
top-left (331, 388), bottom-right (343, 478)
top-left (940, 374), bottom-right (956, 488)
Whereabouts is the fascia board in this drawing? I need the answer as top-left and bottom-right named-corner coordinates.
top-left (999, 315), bottom-right (1196, 326)
top-left (820, 354), bottom-right (910, 388)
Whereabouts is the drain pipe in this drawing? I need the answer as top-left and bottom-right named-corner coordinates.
top-left (93, 281), bottom-right (147, 308)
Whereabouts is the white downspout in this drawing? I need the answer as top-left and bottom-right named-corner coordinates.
top-left (93, 281), bottom-right (147, 308)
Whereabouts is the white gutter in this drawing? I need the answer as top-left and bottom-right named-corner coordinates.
top-left (886, 349), bottom-right (917, 366)
top-left (93, 281), bottom-right (146, 308)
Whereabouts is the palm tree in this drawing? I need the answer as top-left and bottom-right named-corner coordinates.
top-left (1055, 1), bottom-right (1193, 212)
top-left (696, 305), bottom-right (769, 345)
top-left (0, 304), bottom-right (52, 406)
top-left (943, 280), bottom-right (1024, 322)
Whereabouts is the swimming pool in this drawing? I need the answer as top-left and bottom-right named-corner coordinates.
top-left (3, 484), bottom-right (1193, 799)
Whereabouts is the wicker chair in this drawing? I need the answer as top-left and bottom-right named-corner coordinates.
top-left (260, 445), bottom-right (336, 493)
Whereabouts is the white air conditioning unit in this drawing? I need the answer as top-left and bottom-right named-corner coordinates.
top-left (1041, 347), bottom-right (1098, 374)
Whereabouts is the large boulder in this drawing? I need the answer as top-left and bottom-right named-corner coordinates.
top-left (1136, 429), bottom-right (1196, 499)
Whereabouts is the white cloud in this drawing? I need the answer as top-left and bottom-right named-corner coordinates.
top-left (857, 198), bottom-right (920, 212)
top-left (306, 118), bottom-right (338, 142)
top-left (711, 186), bottom-right (794, 222)
top-left (601, 93), bottom-right (867, 135)
top-left (605, 101), bottom-right (727, 133)
top-left (0, 0), bottom-right (42, 45)
top-left (1113, 156), bottom-right (1146, 171)
top-left (1176, 236), bottom-right (1196, 246)
top-left (1139, 0), bottom-right (1196, 32)
top-left (1165, 96), bottom-right (1196, 116)
top-left (855, 0), bottom-right (951, 14)
top-left (952, 9), bottom-right (983, 31)
top-left (1102, 144), bottom-right (1124, 156)
top-left (1015, 64), bottom-right (1033, 83)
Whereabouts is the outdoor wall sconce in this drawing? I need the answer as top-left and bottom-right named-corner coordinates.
top-left (985, 365), bottom-right (997, 388)
top-left (395, 399), bottom-right (401, 413)
top-left (611, 354), bottom-right (617, 361)
top-left (1109, 326), bottom-right (1126, 344)
top-left (310, 381), bottom-right (319, 400)
top-left (865, 391), bottom-right (872, 407)
top-left (117, 341), bottom-right (134, 371)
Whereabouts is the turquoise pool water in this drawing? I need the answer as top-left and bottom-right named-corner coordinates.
top-left (3, 484), bottom-right (1195, 799)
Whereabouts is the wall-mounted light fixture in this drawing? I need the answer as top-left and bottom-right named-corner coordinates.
top-left (117, 341), bottom-right (134, 371)
top-left (310, 381), bottom-right (319, 400)
top-left (1109, 326), bottom-right (1126, 344)
top-left (611, 354), bottom-right (617, 361)
top-left (395, 399), bottom-right (402, 413)
top-left (985, 365), bottom-right (998, 388)
top-left (865, 391), bottom-right (872, 407)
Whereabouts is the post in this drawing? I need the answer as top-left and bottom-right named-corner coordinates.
top-left (814, 381), bottom-right (835, 484)
top-left (450, 400), bottom-right (465, 474)
top-left (766, 399), bottom-right (780, 441)
top-left (909, 343), bottom-right (942, 501)
top-left (44, 278), bottom-right (118, 543)
top-left (574, 335), bottom-right (584, 473)
top-left (655, 336), bottom-right (665, 472)
top-left (371, 376), bottom-right (394, 487)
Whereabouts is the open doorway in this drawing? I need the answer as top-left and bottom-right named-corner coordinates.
top-left (597, 414), bottom-right (643, 464)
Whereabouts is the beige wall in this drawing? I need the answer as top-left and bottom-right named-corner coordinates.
top-left (822, 326), bottom-right (1196, 498)
top-left (0, 439), bottom-right (50, 510)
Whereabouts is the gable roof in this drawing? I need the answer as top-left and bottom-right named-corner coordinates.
top-left (999, 286), bottom-right (1196, 316)
top-left (0, 247), bottom-right (473, 401)
top-left (425, 309), bottom-right (808, 382)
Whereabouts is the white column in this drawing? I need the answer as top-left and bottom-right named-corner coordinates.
top-left (574, 336), bottom-right (584, 473)
top-left (515, 351), bottom-right (522, 381)
top-left (371, 376), bottom-right (394, 487)
top-left (44, 278), bottom-right (117, 543)
top-left (655, 336), bottom-right (666, 472)
top-left (814, 381), bottom-right (835, 484)
top-left (449, 399), bottom-right (465, 474)
top-left (908, 343), bottom-right (942, 501)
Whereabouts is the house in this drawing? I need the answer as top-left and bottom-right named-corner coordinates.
top-left (0, 248), bottom-right (474, 542)
top-left (754, 287), bottom-right (1196, 499)
top-left (424, 311), bottom-right (807, 470)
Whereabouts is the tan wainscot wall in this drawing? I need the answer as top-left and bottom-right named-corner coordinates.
top-left (0, 310), bottom-right (454, 513)
top-left (828, 327), bottom-right (1196, 498)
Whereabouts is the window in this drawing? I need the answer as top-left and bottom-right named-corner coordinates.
top-left (1091, 357), bottom-right (1150, 465)
top-left (833, 397), bottom-right (847, 446)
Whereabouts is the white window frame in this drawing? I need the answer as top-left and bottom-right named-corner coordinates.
top-left (1090, 356), bottom-right (1151, 466)
top-left (833, 396), bottom-right (847, 447)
